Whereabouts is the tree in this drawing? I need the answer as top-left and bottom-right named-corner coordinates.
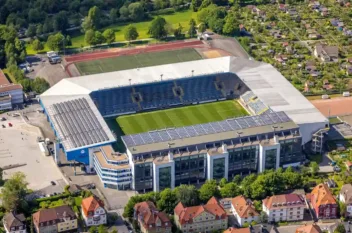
top-left (97, 225), bottom-right (107, 233)
top-left (32, 39), bottom-right (44, 52)
top-left (174, 23), bottom-right (183, 38)
top-left (0, 172), bottom-right (28, 211)
top-left (223, 11), bottom-right (238, 35)
top-left (31, 77), bottom-right (50, 93)
top-left (241, 174), bottom-right (257, 197)
top-left (259, 211), bottom-right (268, 223)
top-left (174, 185), bottom-right (199, 206)
top-left (119, 6), bottom-right (130, 18)
top-left (198, 23), bottom-right (207, 33)
top-left (124, 25), bottom-right (139, 43)
top-left (85, 29), bottom-right (96, 46)
top-left (188, 19), bottom-right (197, 38)
top-left (26, 25), bottom-right (37, 38)
top-left (88, 6), bottom-right (101, 29)
top-left (89, 226), bottom-right (97, 233)
top-left (339, 201), bottom-right (347, 217)
top-left (148, 17), bottom-right (168, 39)
top-left (128, 2), bottom-right (144, 21)
top-left (191, 0), bottom-right (202, 11)
top-left (334, 224), bottom-right (346, 233)
top-left (0, 167), bottom-right (3, 185)
top-left (157, 188), bottom-right (177, 214)
top-left (103, 29), bottom-right (115, 44)
top-left (82, 17), bottom-right (94, 32)
top-left (220, 182), bottom-right (239, 198)
top-left (65, 35), bottom-right (72, 46)
top-left (233, 175), bottom-right (242, 184)
top-left (46, 33), bottom-right (65, 51)
top-left (53, 11), bottom-right (69, 32)
top-left (310, 162), bottom-right (319, 176)
top-left (36, 24), bottom-right (43, 36)
top-left (219, 178), bottom-right (227, 188)
top-left (199, 180), bottom-right (219, 202)
top-left (110, 8), bottom-right (118, 23)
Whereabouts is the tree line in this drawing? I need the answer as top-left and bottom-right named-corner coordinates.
top-left (123, 167), bottom-right (307, 219)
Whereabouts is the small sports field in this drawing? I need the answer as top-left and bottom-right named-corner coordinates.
top-left (75, 48), bottom-right (202, 75)
top-left (117, 100), bottom-right (248, 135)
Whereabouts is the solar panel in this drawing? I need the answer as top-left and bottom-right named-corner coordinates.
top-left (122, 111), bottom-right (293, 147)
top-left (184, 126), bottom-right (198, 137)
top-left (131, 134), bottom-right (144, 145)
top-left (175, 128), bottom-right (190, 138)
top-left (193, 125), bottom-right (206, 135)
top-left (149, 131), bottom-right (162, 142)
top-left (158, 130), bottom-right (171, 141)
top-left (210, 122), bottom-right (223, 133)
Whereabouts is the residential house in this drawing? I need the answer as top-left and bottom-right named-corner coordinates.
top-left (310, 183), bottom-right (337, 219)
top-left (224, 228), bottom-right (251, 233)
top-left (32, 205), bottom-right (78, 233)
top-left (322, 79), bottom-right (333, 90)
top-left (295, 224), bottom-right (322, 233)
top-left (307, 29), bottom-right (321, 39)
top-left (274, 54), bottom-right (288, 63)
top-left (339, 184), bottom-right (352, 217)
top-left (231, 196), bottom-right (259, 227)
top-left (344, 28), bottom-right (352, 37)
top-left (256, 9), bottom-right (266, 18)
top-left (279, 4), bottom-right (288, 11)
top-left (81, 196), bottom-right (107, 226)
top-left (174, 197), bottom-right (228, 233)
top-left (346, 65), bottom-right (352, 75)
top-left (330, 19), bottom-right (340, 27)
top-left (320, 7), bottom-right (328, 16)
top-left (286, 46), bottom-right (293, 54)
top-left (314, 44), bottom-right (338, 62)
top-left (305, 61), bottom-right (317, 71)
top-left (309, 0), bottom-right (321, 9)
top-left (3, 212), bottom-right (26, 233)
top-left (286, 8), bottom-right (298, 16)
top-left (262, 194), bottom-right (305, 222)
top-left (345, 161), bottom-right (352, 171)
top-left (134, 201), bottom-right (171, 233)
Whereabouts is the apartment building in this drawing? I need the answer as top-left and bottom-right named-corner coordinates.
top-left (92, 145), bottom-right (132, 190)
top-left (339, 184), bottom-right (352, 217)
top-left (262, 194), bottom-right (305, 222)
top-left (231, 196), bottom-right (259, 226)
top-left (174, 197), bottom-right (228, 233)
top-left (310, 183), bottom-right (337, 219)
top-left (0, 69), bottom-right (23, 110)
top-left (32, 205), bottom-right (77, 233)
top-left (134, 201), bottom-right (171, 233)
top-left (81, 196), bottom-right (107, 226)
top-left (3, 212), bottom-right (26, 233)
top-left (224, 228), bottom-right (251, 233)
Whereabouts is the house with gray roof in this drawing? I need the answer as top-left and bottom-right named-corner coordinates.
top-left (3, 212), bottom-right (26, 233)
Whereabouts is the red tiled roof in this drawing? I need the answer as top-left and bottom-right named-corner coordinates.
top-left (81, 196), bottom-right (104, 217)
top-left (0, 84), bottom-right (22, 92)
top-left (224, 227), bottom-right (251, 233)
top-left (134, 201), bottom-right (171, 230)
top-left (174, 196), bottom-right (227, 225)
top-left (32, 205), bottom-right (76, 227)
top-left (345, 161), bottom-right (352, 167)
top-left (0, 69), bottom-right (9, 85)
top-left (231, 195), bottom-right (259, 218)
top-left (311, 183), bottom-right (336, 208)
top-left (296, 224), bottom-right (322, 233)
top-left (263, 194), bottom-right (305, 210)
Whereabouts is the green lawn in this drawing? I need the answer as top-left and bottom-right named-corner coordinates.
top-left (71, 10), bottom-right (197, 48)
top-left (75, 48), bottom-right (202, 75)
top-left (117, 100), bottom-right (249, 135)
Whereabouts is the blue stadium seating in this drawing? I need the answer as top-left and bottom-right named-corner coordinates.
top-left (90, 72), bottom-right (247, 116)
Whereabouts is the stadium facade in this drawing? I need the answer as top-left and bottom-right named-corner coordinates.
top-left (40, 56), bottom-right (327, 192)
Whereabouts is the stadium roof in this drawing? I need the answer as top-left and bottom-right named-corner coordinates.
top-left (40, 56), bottom-right (327, 146)
top-left (41, 56), bottom-right (326, 126)
top-left (122, 112), bottom-right (299, 154)
top-left (45, 97), bottom-right (115, 151)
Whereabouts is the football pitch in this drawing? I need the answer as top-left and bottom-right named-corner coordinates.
top-left (117, 100), bottom-right (249, 135)
top-left (75, 48), bottom-right (202, 75)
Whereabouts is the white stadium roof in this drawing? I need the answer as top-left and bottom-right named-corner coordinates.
top-left (41, 56), bottom-right (327, 145)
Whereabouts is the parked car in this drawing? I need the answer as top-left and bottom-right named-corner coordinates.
top-left (51, 181), bottom-right (56, 185)
top-left (8, 122), bottom-right (12, 127)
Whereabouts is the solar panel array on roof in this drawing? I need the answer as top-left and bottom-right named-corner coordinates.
top-left (48, 98), bottom-right (110, 149)
top-left (122, 111), bottom-right (292, 147)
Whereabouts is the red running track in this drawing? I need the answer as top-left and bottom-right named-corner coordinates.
top-left (65, 40), bottom-right (204, 63)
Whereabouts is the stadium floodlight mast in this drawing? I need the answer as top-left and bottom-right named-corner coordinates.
top-left (129, 79), bottom-right (132, 85)
top-left (191, 70), bottom-right (194, 76)
top-left (160, 74), bottom-right (163, 81)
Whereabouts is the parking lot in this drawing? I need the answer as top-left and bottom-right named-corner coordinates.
top-left (25, 55), bottom-right (69, 86)
top-left (0, 112), bottom-right (66, 191)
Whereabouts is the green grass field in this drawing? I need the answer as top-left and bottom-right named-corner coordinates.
top-left (75, 48), bottom-right (202, 75)
top-left (117, 100), bottom-right (249, 135)
top-left (26, 10), bottom-right (197, 55)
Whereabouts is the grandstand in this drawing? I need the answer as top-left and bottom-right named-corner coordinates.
top-left (40, 56), bottom-right (328, 191)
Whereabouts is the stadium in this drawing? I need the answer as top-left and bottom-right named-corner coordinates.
top-left (40, 56), bottom-right (327, 192)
